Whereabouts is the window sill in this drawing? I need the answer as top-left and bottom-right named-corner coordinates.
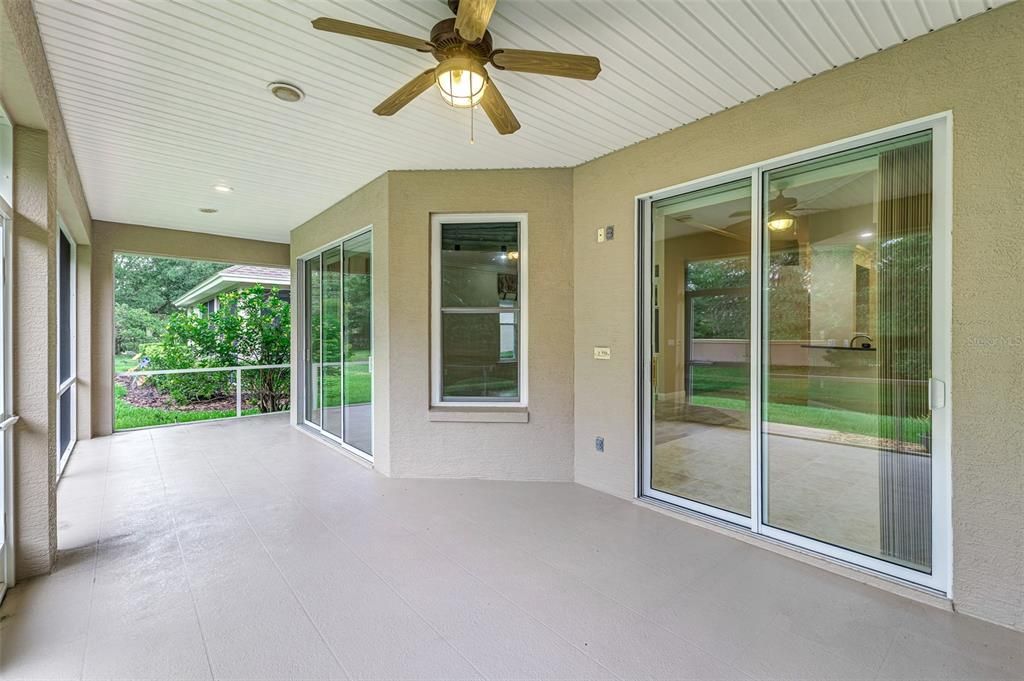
top-left (428, 406), bottom-right (529, 423)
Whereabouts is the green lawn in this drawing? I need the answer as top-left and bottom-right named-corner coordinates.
top-left (318, 361), bottom-right (371, 408)
top-left (114, 353), bottom-right (139, 373)
top-left (688, 364), bottom-right (930, 443)
top-left (114, 384), bottom-right (259, 430)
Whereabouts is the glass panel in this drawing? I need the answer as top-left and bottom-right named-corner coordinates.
top-left (58, 229), bottom-right (72, 383)
top-left (440, 222), bottom-right (519, 309)
top-left (321, 247), bottom-right (343, 439)
top-left (441, 312), bottom-right (519, 400)
top-left (343, 231), bottom-right (372, 455)
top-left (650, 179), bottom-right (752, 516)
top-left (0, 218), bottom-right (5, 567)
top-left (762, 131), bottom-right (933, 572)
top-left (439, 220), bottom-right (521, 402)
top-left (304, 255), bottom-right (321, 426)
top-left (59, 388), bottom-right (72, 460)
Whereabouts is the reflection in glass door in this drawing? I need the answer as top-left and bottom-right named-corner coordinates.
top-left (322, 247), bottom-right (343, 439)
top-left (342, 231), bottom-right (372, 455)
top-left (762, 131), bottom-right (936, 574)
top-left (304, 254), bottom-right (321, 426)
top-left (641, 119), bottom-right (948, 589)
top-left (301, 228), bottom-right (373, 459)
top-left (648, 179), bottom-right (752, 520)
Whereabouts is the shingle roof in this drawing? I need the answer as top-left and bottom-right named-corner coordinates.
top-left (217, 265), bottom-right (290, 283)
top-left (172, 264), bottom-right (291, 307)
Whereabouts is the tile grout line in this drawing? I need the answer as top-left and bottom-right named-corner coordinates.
top-left (200, 444), bottom-right (356, 681)
top-left (75, 434), bottom-right (115, 681)
top-left (152, 436), bottom-right (218, 681)
top-left (244, 453), bottom-right (489, 681)
top-left (870, 630), bottom-right (899, 681)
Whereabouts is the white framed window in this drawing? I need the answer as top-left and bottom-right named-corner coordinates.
top-left (431, 213), bottom-right (528, 408)
top-left (56, 217), bottom-right (76, 477)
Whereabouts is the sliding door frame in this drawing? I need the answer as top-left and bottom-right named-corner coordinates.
top-left (637, 112), bottom-right (952, 594)
top-left (56, 217), bottom-right (77, 479)
top-left (296, 225), bottom-right (374, 462)
top-left (0, 209), bottom-right (14, 596)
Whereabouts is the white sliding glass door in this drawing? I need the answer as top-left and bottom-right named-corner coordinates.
top-left (300, 227), bottom-right (373, 459)
top-left (640, 117), bottom-right (950, 591)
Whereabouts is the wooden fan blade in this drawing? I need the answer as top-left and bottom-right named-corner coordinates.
top-left (312, 17), bottom-right (433, 52)
top-left (373, 69), bottom-right (437, 116)
top-left (491, 49), bottom-right (601, 80)
top-left (480, 82), bottom-right (520, 135)
top-left (454, 0), bottom-right (497, 44)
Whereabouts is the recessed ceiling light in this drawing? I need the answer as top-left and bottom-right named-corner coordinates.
top-left (199, 208), bottom-right (219, 214)
top-left (213, 184), bottom-right (233, 193)
top-left (267, 81), bottom-right (304, 103)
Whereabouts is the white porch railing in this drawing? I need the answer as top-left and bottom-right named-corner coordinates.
top-left (117, 364), bottom-right (290, 418)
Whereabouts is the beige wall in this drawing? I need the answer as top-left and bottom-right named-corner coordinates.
top-left (289, 169), bottom-right (575, 481)
top-left (3, 0), bottom-right (93, 582)
top-left (10, 125), bottom-right (56, 579)
top-left (90, 221), bottom-right (290, 436)
top-left (289, 174), bottom-right (391, 473)
top-left (386, 169), bottom-right (574, 480)
top-left (572, 3), bottom-right (1024, 630)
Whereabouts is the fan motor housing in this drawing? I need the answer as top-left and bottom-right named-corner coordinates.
top-left (430, 18), bottom-right (492, 62)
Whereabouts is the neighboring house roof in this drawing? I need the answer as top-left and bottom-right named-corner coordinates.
top-left (173, 265), bottom-right (290, 308)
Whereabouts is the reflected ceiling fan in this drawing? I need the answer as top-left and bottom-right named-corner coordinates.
top-left (311, 0), bottom-right (602, 135)
top-left (673, 215), bottom-right (745, 242)
top-left (730, 190), bottom-right (815, 231)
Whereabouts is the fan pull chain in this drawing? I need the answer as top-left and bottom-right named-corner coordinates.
top-left (470, 103), bottom-right (476, 144)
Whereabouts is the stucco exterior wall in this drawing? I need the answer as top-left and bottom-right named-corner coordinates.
top-left (386, 169), bottom-right (574, 481)
top-left (90, 221), bottom-right (290, 437)
top-left (571, 3), bottom-right (1024, 630)
top-left (11, 125), bottom-right (56, 579)
top-left (288, 169), bottom-right (574, 482)
top-left (289, 174), bottom-right (391, 473)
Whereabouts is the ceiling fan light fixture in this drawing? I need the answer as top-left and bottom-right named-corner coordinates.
top-left (767, 211), bottom-right (795, 232)
top-left (435, 57), bottom-right (487, 108)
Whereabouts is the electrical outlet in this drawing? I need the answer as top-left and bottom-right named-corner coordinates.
top-left (604, 225), bottom-right (615, 240)
top-left (595, 436), bottom-right (604, 453)
top-left (593, 346), bottom-right (611, 360)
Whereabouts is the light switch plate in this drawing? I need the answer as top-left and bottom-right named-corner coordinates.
top-left (593, 346), bottom-right (611, 360)
top-left (596, 227), bottom-right (605, 243)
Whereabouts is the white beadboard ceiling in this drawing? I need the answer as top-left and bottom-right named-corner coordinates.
top-left (33, 0), bottom-right (1006, 243)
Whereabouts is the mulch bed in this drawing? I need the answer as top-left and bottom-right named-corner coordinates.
top-left (116, 375), bottom-right (245, 412)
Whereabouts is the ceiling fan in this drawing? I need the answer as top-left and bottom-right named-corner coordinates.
top-left (311, 0), bottom-right (602, 135)
top-left (729, 190), bottom-right (815, 232)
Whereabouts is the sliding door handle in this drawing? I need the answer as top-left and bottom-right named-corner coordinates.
top-left (928, 378), bottom-right (946, 410)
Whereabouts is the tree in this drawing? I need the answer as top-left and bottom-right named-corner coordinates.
top-left (114, 303), bottom-right (165, 354)
top-left (143, 285), bottom-right (290, 412)
top-left (114, 254), bottom-right (229, 315)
